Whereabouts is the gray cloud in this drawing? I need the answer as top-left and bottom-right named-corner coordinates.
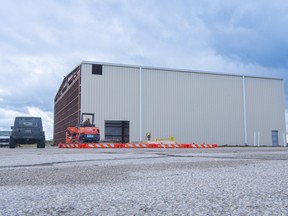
top-left (200, 1), bottom-right (288, 68)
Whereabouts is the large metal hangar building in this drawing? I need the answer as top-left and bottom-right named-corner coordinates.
top-left (54, 61), bottom-right (286, 146)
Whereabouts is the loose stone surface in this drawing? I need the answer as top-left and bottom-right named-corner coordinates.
top-left (0, 147), bottom-right (287, 215)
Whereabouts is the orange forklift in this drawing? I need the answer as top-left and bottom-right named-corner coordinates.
top-left (65, 113), bottom-right (100, 144)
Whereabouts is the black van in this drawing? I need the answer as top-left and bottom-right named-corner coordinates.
top-left (9, 117), bottom-right (45, 148)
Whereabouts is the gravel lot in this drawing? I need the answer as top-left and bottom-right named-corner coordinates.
top-left (0, 146), bottom-right (288, 215)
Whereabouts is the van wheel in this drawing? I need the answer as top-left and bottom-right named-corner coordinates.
top-left (37, 137), bottom-right (46, 148)
top-left (9, 138), bottom-right (16, 149)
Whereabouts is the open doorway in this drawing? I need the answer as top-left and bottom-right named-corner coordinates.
top-left (105, 121), bottom-right (129, 143)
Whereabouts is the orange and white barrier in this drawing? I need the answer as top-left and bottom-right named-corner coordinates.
top-left (58, 143), bottom-right (218, 148)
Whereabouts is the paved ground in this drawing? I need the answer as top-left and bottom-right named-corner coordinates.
top-left (0, 146), bottom-right (288, 215)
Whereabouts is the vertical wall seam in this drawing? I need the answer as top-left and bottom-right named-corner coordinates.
top-left (139, 67), bottom-right (142, 141)
top-left (79, 65), bottom-right (82, 122)
top-left (79, 64), bottom-right (82, 119)
top-left (242, 76), bottom-right (248, 144)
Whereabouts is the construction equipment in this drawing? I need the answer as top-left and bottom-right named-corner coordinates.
top-left (65, 113), bottom-right (100, 144)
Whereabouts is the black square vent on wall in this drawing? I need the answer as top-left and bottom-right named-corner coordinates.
top-left (92, 64), bottom-right (102, 75)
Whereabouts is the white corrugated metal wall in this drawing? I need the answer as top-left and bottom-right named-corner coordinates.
top-left (79, 62), bottom-right (286, 146)
top-left (141, 68), bottom-right (245, 145)
top-left (80, 63), bottom-right (140, 142)
top-left (245, 77), bottom-right (286, 146)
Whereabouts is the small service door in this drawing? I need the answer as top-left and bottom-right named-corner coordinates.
top-left (272, 130), bottom-right (279, 147)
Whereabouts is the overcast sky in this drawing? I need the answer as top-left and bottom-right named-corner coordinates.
top-left (0, 0), bottom-right (288, 140)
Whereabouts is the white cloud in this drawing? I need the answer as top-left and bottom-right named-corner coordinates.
top-left (0, 89), bottom-right (11, 96)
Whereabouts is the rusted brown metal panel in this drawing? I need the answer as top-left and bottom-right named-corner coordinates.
top-left (53, 66), bottom-right (81, 146)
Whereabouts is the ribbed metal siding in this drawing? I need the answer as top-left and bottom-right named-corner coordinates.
top-left (245, 78), bottom-right (286, 146)
top-left (142, 69), bottom-right (245, 145)
top-left (54, 67), bottom-right (81, 145)
top-left (80, 64), bottom-right (140, 142)
top-left (71, 62), bottom-right (285, 146)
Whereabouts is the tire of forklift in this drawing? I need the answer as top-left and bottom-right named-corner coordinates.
top-left (37, 137), bottom-right (46, 148)
top-left (9, 137), bottom-right (16, 149)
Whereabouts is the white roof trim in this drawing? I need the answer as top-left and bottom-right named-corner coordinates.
top-left (81, 60), bottom-right (283, 80)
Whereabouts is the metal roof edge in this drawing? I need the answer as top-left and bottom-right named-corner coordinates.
top-left (82, 60), bottom-right (140, 69)
top-left (81, 60), bottom-right (283, 81)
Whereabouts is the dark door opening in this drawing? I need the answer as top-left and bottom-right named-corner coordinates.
top-left (105, 121), bottom-right (129, 143)
top-left (272, 130), bottom-right (279, 147)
